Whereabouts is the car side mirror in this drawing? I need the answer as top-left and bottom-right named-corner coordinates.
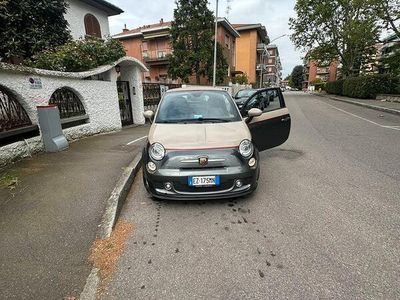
top-left (143, 110), bottom-right (154, 121)
top-left (245, 108), bottom-right (262, 124)
top-left (248, 108), bottom-right (262, 117)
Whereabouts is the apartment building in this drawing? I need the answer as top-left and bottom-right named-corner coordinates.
top-left (113, 18), bottom-right (239, 84)
top-left (379, 33), bottom-right (400, 74)
top-left (303, 58), bottom-right (338, 89)
top-left (233, 24), bottom-right (269, 87)
top-left (264, 44), bottom-right (283, 86)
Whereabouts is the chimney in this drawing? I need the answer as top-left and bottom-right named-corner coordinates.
top-left (122, 24), bottom-right (128, 32)
top-left (160, 18), bottom-right (164, 24)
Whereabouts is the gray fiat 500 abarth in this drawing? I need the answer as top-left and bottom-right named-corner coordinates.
top-left (142, 87), bottom-right (290, 200)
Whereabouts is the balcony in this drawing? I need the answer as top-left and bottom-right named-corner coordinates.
top-left (257, 43), bottom-right (267, 52)
top-left (256, 64), bottom-right (266, 71)
top-left (142, 49), bottom-right (172, 65)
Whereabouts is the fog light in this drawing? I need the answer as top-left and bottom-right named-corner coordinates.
top-left (248, 157), bottom-right (256, 167)
top-left (164, 182), bottom-right (172, 191)
top-left (147, 161), bottom-right (156, 172)
top-left (235, 180), bottom-right (243, 188)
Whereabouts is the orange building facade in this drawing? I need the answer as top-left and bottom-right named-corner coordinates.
top-left (303, 59), bottom-right (338, 89)
top-left (114, 18), bottom-right (239, 85)
top-left (233, 24), bottom-right (269, 87)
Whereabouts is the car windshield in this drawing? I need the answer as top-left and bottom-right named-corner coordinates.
top-left (236, 89), bottom-right (256, 98)
top-left (155, 90), bottom-right (242, 124)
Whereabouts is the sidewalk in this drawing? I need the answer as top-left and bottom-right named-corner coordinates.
top-left (313, 93), bottom-right (400, 116)
top-left (0, 125), bottom-right (149, 299)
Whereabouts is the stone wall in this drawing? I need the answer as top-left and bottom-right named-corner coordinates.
top-left (376, 94), bottom-right (400, 103)
top-left (0, 57), bottom-right (148, 167)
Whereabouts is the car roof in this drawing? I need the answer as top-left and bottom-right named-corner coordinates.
top-left (165, 86), bottom-right (228, 93)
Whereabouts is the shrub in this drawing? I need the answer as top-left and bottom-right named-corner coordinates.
top-left (313, 82), bottom-right (326, 91)
top-left (25, 38), bottom-right (126, 72)
top-left (342, 74), bottom-right (398, 99)
top-left (326, 79), bottom-right (344, 95)
top-left (231, 73), bottom-right (249, 84)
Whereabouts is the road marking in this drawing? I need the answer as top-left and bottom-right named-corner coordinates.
top-left (324, 102), bottom-right (400, 131)
top-left (127, 135), bottom-right (147, 145)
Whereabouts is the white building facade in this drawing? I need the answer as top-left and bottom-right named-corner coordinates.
top-left (64, 0), bottom-right (123, 40)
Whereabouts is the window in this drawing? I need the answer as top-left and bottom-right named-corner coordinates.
top-left (84, 14), bottom-right (101, 38)
top-left (225, 34), bottom-right (230, 49)
top-left (49, 88), bottom-right (86, 120)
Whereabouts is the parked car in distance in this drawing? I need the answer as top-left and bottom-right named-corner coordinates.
top-left (234, 89), bottom-right (271, 111)
top-left (142, 87), bottom-right (291, 200)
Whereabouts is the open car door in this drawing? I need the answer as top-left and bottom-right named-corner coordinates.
top-left (242, 88), bottom-right (291, 152)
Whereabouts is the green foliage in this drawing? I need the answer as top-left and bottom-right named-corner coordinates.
top-left (326, 75), bottom-right (399, 98)
top-left (369, 0), bottom-right (400, 36)
top-left (25, 38), bottom-right (126, 72)
top-left (290, 65), bottom-right (304, 89)
top-left (381, 46), bottom-right (400, 76)
top-left (326, 79), bottom-right (345, 95)
top-left (232, 73), bottom-right (249, 85)
top-left (205, 43), bottom-right (228, 85)
top-left (168, 0), bottom-right (226, 84)
top-left (313, 82), bottom-right (326, 91)
top-left (0, 0), bottom-right (71, 62)
top-left (289, 0), bottom-right (381, 77)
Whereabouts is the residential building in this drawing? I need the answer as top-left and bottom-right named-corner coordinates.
top-left (233, 24), bottom-right (269, 87)
top-left (379, 33), bottom-right (400, 74)
top-left (302, 57), bottom-right (338, 89)
top-left (114, 19), bottom-right (172, 83)
top-left (264, 45), bottom-right (282, 87)
top-left (280, 80), bottom-right (289, 88)
top-left (64, 0), bottom-right (123, 40)
top-left (113, 17), bottom-right (239, 85)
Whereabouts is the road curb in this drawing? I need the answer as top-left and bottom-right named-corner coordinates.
top-left (314, 93), bottom-right (400, 116)
top-left (80, 153), bottom-right (142, 300)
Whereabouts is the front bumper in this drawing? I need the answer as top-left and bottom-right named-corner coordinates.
top-left (143, 148), bottom-right (259, 200)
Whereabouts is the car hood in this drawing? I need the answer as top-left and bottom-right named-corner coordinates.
top-left (148, 121), bottom-right (251, 150)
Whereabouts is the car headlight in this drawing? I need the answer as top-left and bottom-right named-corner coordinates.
top-left (149, 142), bottom-right (165, 161)
top-left (239, 139), bottom-right (253, 158)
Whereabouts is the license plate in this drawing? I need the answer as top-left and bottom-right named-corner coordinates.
top-left (188, 176), bottom-right (220, 187)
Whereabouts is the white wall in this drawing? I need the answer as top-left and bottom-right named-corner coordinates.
top-left (0, 70), bottom-right (121, 167)
top-left (65, 0), bottom-right (111, 40)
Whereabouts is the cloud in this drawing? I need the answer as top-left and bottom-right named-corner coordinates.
top-left (107, 0), bottom-right (303, 77)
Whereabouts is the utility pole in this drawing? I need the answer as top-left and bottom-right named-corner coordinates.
top-left (212, 0), bottom-right (219, 87)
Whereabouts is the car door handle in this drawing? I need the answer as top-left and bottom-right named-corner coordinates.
top-left (281, 116), bottom-right (291, 122)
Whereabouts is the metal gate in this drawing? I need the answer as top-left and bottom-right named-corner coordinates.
top-left (117, 81), bottom-right (133, 126)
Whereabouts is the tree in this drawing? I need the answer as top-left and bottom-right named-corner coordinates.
top-left (371, 0), bottom-right (400, 37)
top-left (205, 43), bottom-right (228, 85)
top-left (168, 0), bottom-right (227, 84)
top-left (289, 0), bottom-right (381, 77)
top-left (290, 65), bottom-right (304, 89)
top-left (0, 0), bottom-right (71, 63)
top-left (232, 72), bottom-right (249, 84)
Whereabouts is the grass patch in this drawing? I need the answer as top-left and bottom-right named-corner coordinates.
top-left (0, 173), bottom-right (19, 189)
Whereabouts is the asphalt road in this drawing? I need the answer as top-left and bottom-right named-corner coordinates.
top-left (104, 92), bottom-right (400, 299)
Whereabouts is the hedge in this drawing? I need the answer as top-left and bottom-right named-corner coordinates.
top-left (313, 82), bottom-right (326, 91)
top-left (326, 75), bottom-right (399, 99)
top-left (25, 37), bottom-right (126, 72)
top-left (326, 79), bottom-right (344, 95)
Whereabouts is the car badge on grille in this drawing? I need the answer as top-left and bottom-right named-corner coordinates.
top-left (198, 157), bottom-right (208, 166)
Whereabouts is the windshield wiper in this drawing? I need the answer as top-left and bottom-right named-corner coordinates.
top-left (196, 117), bottom-right (230, 123)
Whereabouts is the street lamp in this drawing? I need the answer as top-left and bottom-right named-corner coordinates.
top-left (260, 34), bottom-right (287, 88)
top-left (212, 0), bottom-right (219, 87)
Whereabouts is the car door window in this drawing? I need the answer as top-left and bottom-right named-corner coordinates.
top-left (262, 89), bottom-right (282, 112)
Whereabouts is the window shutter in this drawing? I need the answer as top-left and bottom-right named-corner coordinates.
top-left (84, 14), bottom-right (101, 38)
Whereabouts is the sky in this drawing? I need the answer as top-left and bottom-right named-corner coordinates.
top-left (106, 0), bottom-right (303, 78)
